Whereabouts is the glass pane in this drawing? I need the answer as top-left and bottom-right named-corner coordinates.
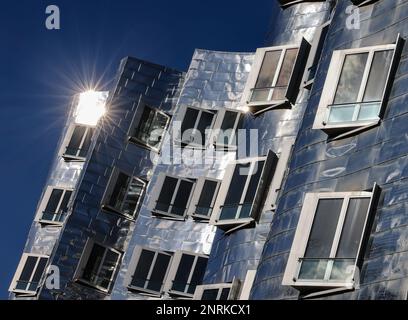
top-left (330, 259), bottom-right (356, 281)
top-left (135, 107), bottom-right (168, 149)
top-left (44, 189), bottom-right (63, 214)
top-left (241, 161), bottom-right (265, 219)
top-left (131, 249), bottom-right (155, 289)
top-left (171, 180), bottom-right (194, 216)
top-left (16, 256), bottom-right (38, 290)
top-left (108, 172), bottom-right (130, 212)
top-left (195, 111), bottom-right (213, 145)
top-left (217, 111), bottom-right (238, 145)
top-left (59, 191), bottom-right (72, 214)
top-left (195, 180), bottom-right (218, 217)
top-left (254, 50), bottom-right (281, 88)
top-left (220, 287), bottom-right (231, 300)
top-left (187, 257), bottom-right (208, 294)
top-left (202, 289), bottom-right (219, 300)
top-left (363, 50), bottom-right (394, 102)
top-left (328, 105), bottom-right (356, 123)
top-left (155, 176), bottom-right (178, 213)
top-left (172, 254), bottom-right (195, 292)
top-left (357, 102), bottom-right (381, 121)
top-left (134, 107), bottom-right (155, 143)
top-left (78, 127), bottom-right (94, 157)
top-left (219, 163), bottom-right (251, 220)
top-left (298, 259), bottom-right (329, 280)
top-left (272, 48), bottom-right (298, 100)
top-left (82, 244), bottom-right (105, 283)
top-left (97, 250), bottom-right (120, 290)
top-left (250, 88), bottom-right (270, 102)
top-left (66, 126), bottom-right (87, 156)
top-left (146, 253), bottom-right (171, 292)
top-left (122, 178), bottom-right (144, 217)
top-left (181, 108), bottom-right (199, 138)
top-left (334, 53), bottom-right (368, 104)
top-left (30, 257), bottom-right (48, 285)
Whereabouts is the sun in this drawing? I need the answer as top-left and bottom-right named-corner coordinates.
top-left (74, 90), bottom-right (109, 126)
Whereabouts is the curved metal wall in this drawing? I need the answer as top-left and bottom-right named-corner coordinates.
top-left (252, 0), bottom-right (408, 300)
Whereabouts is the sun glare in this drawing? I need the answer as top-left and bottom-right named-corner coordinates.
top-left (75, 90), bottom-right (108, 126)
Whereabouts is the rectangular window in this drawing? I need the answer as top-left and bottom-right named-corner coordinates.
top-left (282, 187), bottom-right (380, 294)
top-left (193, 279), bottom-right (241, 300)
top-left (209, 109), bottom-right (242, 149)
top-left (62, 124), bottom-right (94, 161)
top-left (150, 173), bottom-right (196, 219)
top-left (211, 151), bottom-right (277, 230)
top-left (176, 106), bottom-right (216, 147)
top-left (76, 241), bottom-right (121, 292)
top-left (36, 186), bottom-right (73, 224)
top-left (187, 177), bottom-right (220, 220)
top-left (9, 254), bottom-right (48, 295)
top-left (313, 37), bottom-right (403, 136)
top-left (128, 104), bottom-right (170, 151)
top-left (126, 247), bottom-right (173, 295)
top-left (167, 252), bottom-right (208, 297)
top-left (102, 169), bottom-right (146, 219)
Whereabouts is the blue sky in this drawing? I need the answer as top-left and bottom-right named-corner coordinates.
top-left (0, 0), bottom-right (274, 299)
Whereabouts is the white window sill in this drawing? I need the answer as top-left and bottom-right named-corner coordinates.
top-left (101, 204), bottom-right (136, 221)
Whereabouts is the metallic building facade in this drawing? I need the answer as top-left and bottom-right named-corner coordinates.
top-left (10, 0), bottom-right (408, 300)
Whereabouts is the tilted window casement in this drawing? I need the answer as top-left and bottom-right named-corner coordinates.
top-left (208, 108), bottom-right (243, 150)
top-left (101, 168), bottom-right (146, 220)
top-left (193, 278), bottom-right (241, 300)
top-left (313, 35), bottom-right (404, 139)
top-left (282, 185), bottom-right (381, 298)
top-left (127, 102), bottom-right (170, 152)
top-left (149, 173), bottom-right (196, 220)
top-left (61, 124), bottom-right (95, 161)
top-left (187, 177), bottom-right (221, 220)
top-left (9, 253), bottom-right (49, 296)
top-left (210, 150), bottom-right (278, 231)
top-left (74, 239), bottom-right (122, 293)
top-left (241, 39), bottom-right (310, 115)
top-left (35, 186), bottom-right (73, 225)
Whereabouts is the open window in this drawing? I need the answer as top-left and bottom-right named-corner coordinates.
top-left (313, 36), bottom-right (404, 138)
top-left (75, 240), bottom-right (122, 293)
top-left (209, 109), bottom-right (243, 150)
top-left (166, 251), bottom-right (208, 298)
top-left (282, 185), bottom-right (380, 297)
top-left (61, 124), bottom-right (94, 161)
top-left (193, 278), bottom-right (241, 300)
top-left (35, 186), bottom-right (73, 225)
top-left (149, 173), bottom-right (196, 220)
top-left (211, 151), bottom-right (278, 231)
top-left (101, 169), bottom-right (146, 220)
top-left (127, 103), bottom-right (170, 152)
top-left (175, 105), bottom-right (216, 148)
top-left (126, 247), bottom-right (173, 296)
top-left (187, 177), bottom-right (221, 220)
top-left (9, 253), bottom-right (49, 296)
top-left (241, 39), bottom-right (310, 115)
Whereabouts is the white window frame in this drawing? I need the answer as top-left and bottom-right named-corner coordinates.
top-left (165, 251), bottom-right (209, 298)
top-left (101, 168), bottom-right (146, 220)
top-left (210, 150), bottom-right (277, 231)
top-left (149, 172), bottom-right (196, 220)
top-left (283, 187), bottom-right (379, 292)
top-left (208, 108), bottom-right (243, 150)
top-left (74, 239), bottom-right (122, 293)
top-left (175, 105), bottom-right (217, 148)
top-left (9, 253), bottom-right (49, 296)
top-left (187, 177), bottom-right (221, 220)
top-left (60, 123), bottom-right (94, 161)
top-left (35, 186), bottom-right (73, 225)
top-left (193, 278), bottom-right (241, 300)
top-left (125, 246), bottom-right (173, 296)
top-left (313, 36), bottom-right (403, 135)
top-left (127, 102), bottom-right (170, 152)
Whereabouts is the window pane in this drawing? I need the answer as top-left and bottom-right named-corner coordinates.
top-left (241, 161), bottom-right (265, 219)
top-left (196, 180), bottom-right (218, 217)
top-left (134, 107), bottom-right (168, 149)
top-left (65, 126), bottom-right (86, 156)
top-left (16, 256), bottom-right (38, 290)
top-left (59, 191), bottom-right (72, 214)
top-left (334, 53), bottom-right (368, 104)
top-left (171, 180), bottom-right (194, 216)
top-left (220, 287), bottom-right (231, 300)
top-left (357, 102), bottom-right (381, 121)
top-left (181, 108), bottom-right (199, 135)
top-left (29, 257), bottom-right (48, 292)
top-left (122, 178), bottom-right (144, 217)
top-left (147, 253), bottom-right (171, 292)
top-left (363, 50), bottom-right (394, 102)
top-left (195, 112), bottom-right (214, 145)
top-left (217, 111), bottom-right (238, 145)
top-left (202, 289), bottom-right (219, 300)
top-left (156, 177), bottom-right (178, 213)
top-left (298, 259), bottom-right (329, 280)
top-left (272, 48), bottom-right (298, 100)
top-left (82, 244), bottom-right (105, 283)
top-left (78, 128), bottom-right (94, 157)
top-left (97, 250), bottom-right (120, 290)
top-left (131, 249), bottom-right (155, 289)
top-left (44, 189), bottom-right (64, 214)
top-left (187, 256), bottom-right (208, 294)
top-left (328, 105), bottom-right (356, 123)
top-left (255, 50), bottom-right (281, 88)
top-left (108, 172), bottom-right (130, 212)
top-left (172, 254), bottom-right (195, 292)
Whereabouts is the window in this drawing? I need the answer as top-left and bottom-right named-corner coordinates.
top-left (187, 177), bottom-right (221, 220)
top-left (313, 37), bottom-right (403, 136)
top-left (75, 240), bottom-right (122, 292)
top-left (302, 21), bottom-right (330, 89)
top-left (211, 151), bottom-right (277, 230)
top-left (36, 186), bottom-right (73, 224)
top-left (176, 106), bottom-right (216, 147)
top-left (193, 278), bottom-right (241, 300)
top-left (126, 247), bottom-right (173, 295)
top-left (101, 169), bottom-right (146, 219)
top-left (241, 39), bottom-right (310, 115)
top-left (209, 109), bottom-right (243, 149)
top-left (167, 252), bottom-right (208, 297)
top-left (149, 173), bottom-right (196, 219)
top-left (282, 186), bottom-right (380, 295)
top-left (128, 103), bottom-right (170, 151)
top-left (9, 254), bottom-right (48, 295)
top-left (61, 124), bottom-right (94, 161)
